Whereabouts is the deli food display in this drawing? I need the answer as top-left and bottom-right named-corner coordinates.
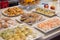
top-left (0, 0), bottom-right (60, 40)
top-left (16, 12), bottom-right (42, 25)
top-left (0, 24), bottom-right (41, 40)
top-left (0, 17), bottom-right (16, 29)
top-left (36, 17), bottom-right (60, 33)
top-left (2, 7), bottom-right (24, 17)
top-left (35, 8), bottom-right (56, 17)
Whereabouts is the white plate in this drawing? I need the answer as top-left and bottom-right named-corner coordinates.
top-left (34, 17), bottom-right (60, 33)
top-left (2, 6), bottom-right (22, 17)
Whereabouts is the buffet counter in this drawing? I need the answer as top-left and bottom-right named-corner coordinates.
top-left (0, 5), bottom-right (60, 40)
top-left (0, 0), bottom-right (60, 39)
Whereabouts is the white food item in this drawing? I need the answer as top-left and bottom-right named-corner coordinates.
top-left (26, 35), bottom-right (34, 40)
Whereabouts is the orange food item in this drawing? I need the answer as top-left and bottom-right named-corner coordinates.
top-left (2, 22), bottom-right (9, 28)
top-left (25, 0), bottom-right (34, 3)
top-left (38, 17), bottom-right (60, 30)
top-left (19, 0), bottom-right (40, 6)
top-left (4, 7), bottom-right (24, 16)
top-left (50, 6), bottom-right (55, 10)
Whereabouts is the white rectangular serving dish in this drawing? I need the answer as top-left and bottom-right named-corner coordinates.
top-left (34, 17), bottom-right (60, 33)
top-left (0, 23), bottom-right (43, 40)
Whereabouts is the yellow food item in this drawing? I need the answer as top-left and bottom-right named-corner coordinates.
top-left (0, 26), bottom-right (36, 40)
top-left (8, 38), bottom-right (14, 40)
top-left (36, 8), bottom-right (55, 17)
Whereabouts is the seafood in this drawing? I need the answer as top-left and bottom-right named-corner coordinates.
top-left (37, 17), bottom-right (60, 31)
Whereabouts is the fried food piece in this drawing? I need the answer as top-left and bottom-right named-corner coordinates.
top-left (20, 13), bottom-right (42, 24)
top-left (4, 7), bottom-right (24, 16)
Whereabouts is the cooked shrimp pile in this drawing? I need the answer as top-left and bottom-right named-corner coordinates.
top-left (38, 17), bottom-right (60, 31)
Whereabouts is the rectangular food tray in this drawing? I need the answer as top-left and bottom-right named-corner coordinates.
top-left (34, 17), bottom-right (60, 33)
top-left (34, 7), bottom-right (56, 17)
top-left (35, 12), bottom-right (56, 17)
top-left (0, 23), bottom-right (43, 40)
top-left (35, 25), bottom-right (60, 33)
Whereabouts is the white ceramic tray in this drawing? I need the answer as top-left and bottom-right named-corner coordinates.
top-left (0, 23), bottom-right (43, 40)
top-left (34, 17), bottom-right (60, 33)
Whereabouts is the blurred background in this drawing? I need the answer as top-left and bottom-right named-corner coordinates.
top-left (0, 0), bottom-right (58, 9)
